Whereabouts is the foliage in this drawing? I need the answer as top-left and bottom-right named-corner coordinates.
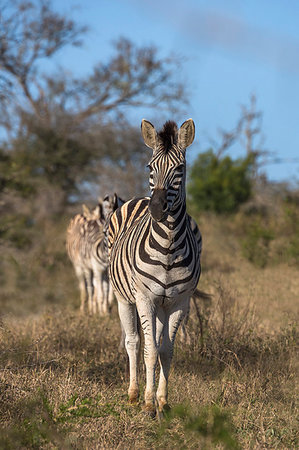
top-left (283, 193), bottom-right (299, 262)
top-left (0, 392), bottom-right (68, 449)
top-left (12, 127), bottom-right (93, 195)
top-left (0, 147), bottom-right (35, 197)
top-left (233, 187), bottom-right (299, 267)
top-left (0, 213), bottom-right (34, 249)
top-left (0, 1), bottom-right (188, 259)
top-left (160, 404), bottom-right (239, 449)
top-left (241, 219), bottom-right (275, 268)
top-left (188, 149), bottom-right (254, 213)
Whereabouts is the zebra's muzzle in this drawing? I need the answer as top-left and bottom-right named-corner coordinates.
top-left (149, 189), bottom-right (168, 222)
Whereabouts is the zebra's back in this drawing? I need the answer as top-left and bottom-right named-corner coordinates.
top-left (66, 214), bottom-right (106, 271)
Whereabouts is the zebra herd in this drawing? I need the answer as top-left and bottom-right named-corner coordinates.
top-left (66, 119), bottom-right (202, 416)
top-left (66, 194), bottom-right (124, 316)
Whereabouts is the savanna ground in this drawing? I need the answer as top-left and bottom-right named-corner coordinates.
top-left (0, 212), bottom-right (298, 449)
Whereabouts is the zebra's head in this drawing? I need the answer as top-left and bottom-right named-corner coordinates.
top-left (82, 203), bottom-right (104, 224)
top-left (141, 119), bottom-right (195, 222)
top-left (82, 194), bottom-right (124, 226)
top-left (102, 194), bottom-right (125, 220)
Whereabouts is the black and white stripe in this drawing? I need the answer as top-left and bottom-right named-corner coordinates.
top-left (107, 119), bottom-right (202, 414)
top-left (66, 194), bottom-right (122, 315)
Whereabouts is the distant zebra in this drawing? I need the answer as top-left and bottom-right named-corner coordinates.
top-left (107, 119), bottom-right (202, 415)
top-left (66, 194), bottom-right (122, 315)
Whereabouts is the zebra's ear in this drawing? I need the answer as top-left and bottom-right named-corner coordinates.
top-left (114, 193), bottom-right (125, 209)
top-left (82, 204), bottom-right (90, 217)
top-left (141, 119), bottom-right (158, 150)
top-left (93, 203), bottom-right (105, 224)
top-left (178, 119), bottom-right (195, 149)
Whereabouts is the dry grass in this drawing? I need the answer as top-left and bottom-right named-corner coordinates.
top-left (0, 212), bottom-right (298, 448)
top-left (0, 293), bottom-right (297, 448)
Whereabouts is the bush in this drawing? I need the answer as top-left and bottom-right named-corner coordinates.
top-left (283, 195), bottom-right (299, 263)
top-left (236, 189), bottom-right (299, 267)
top-left (188, 149), bottom-right (254, 213)
top-left (241, 220), bottom-right (275, 268)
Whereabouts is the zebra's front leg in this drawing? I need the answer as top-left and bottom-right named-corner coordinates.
top-left (156, 299), bottom-right (189, 412)
top-left (108, 278), bottom-right (115, 311)
top-left (100, 270), bottom-right (109, 316)
top-left (136, 298), bottom-right (158, 416)
top-left (93, 271), bottom-right (103, 315)
top-left (117, 298), bottom-right (140, 403)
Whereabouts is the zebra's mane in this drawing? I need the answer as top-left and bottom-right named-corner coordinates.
top-left (158, 121), bottom-right (178, 153)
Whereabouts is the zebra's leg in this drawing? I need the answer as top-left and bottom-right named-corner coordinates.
top-left (84, 269), bottom-right (94, 314)
top-left (101, 269), bottom-right (109, 316)
top-left (107, 280), bottom-right (115, 311)
top-left (75, 267), bottom-right (87, 313)
top-left (136, 298), bottom-right (158, 416)
top-left (117, 298), bottom-right (140, 403)
top-left (156, 305), bottom-right (165, 347)
top-left (93, 268), bottom-right (104, 315)
top-left (156, 298), bottom-right (189, 412)
top-left (118, 322), bottom-right (126, 351)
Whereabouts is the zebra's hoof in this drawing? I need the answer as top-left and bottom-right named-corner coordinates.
top-left (128, 390), bottom-right (139, 404)
top-left (157, 396), bottom-right (170, 413)
top-left (160, 403), bottom-right (171, 416)
top-left (143, 404), bottom-right (156, 418)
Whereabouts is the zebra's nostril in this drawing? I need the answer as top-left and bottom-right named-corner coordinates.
top-left (162, 202), bottom-right (168, 212)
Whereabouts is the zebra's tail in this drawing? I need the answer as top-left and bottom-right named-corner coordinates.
top-left (179, 288), bottom-right (212, 345)
top-left (186, 288), bottom-right (212, 349)
top-left (192, 288), bottom-right (212, 301)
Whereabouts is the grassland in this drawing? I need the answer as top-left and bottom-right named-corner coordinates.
top-left (0, 213), bottom-right (298, 449)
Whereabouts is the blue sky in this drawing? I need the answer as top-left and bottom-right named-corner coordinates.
top-left (51, 0), bottom-right (299, 183)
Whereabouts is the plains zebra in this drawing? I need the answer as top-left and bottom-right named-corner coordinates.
top-left (107, 119), bottom-right (202, 415)
top-left (66, 194), bottom-right (122, 315)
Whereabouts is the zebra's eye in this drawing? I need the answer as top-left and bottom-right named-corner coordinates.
top-left (176, 164), bottom-right (184, 171)
top-left (146, 164), bottom-right (153, 171)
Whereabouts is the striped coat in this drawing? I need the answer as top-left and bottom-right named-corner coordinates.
top-left (107, 119), bottom-right (202, 415)
top-left (67, 195), bottom-right (121, 315)
top-left (108, 197), bottom-right (201, 302)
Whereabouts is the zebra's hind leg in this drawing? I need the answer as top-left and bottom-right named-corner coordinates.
top-left (117, 297), bottom-right (140, 404)
top-left (118, 323), bottom-right (126, 351)
top-left (156, 298), bottom-right (189, 412)
top-left (101, 270), bottom-right (110, 316)
top-left (156, 305), bottom-right (165, 347)
top-left (84, 269), bottom-right (94, 314)
top-left (93, 267), bottom-right (104, 315)
top-left (107, 280), bottom-right (115, 312)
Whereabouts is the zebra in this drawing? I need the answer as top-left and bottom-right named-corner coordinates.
top-left (66, 194), bottom-right (122, 315)
top-left (107, 119), bottom-right (202, 415)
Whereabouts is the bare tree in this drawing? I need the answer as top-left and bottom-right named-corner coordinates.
top-left (215, 95), bottom-right (268, 170)
top-left (0, 0), bottom-right (86, 130)
top-left (0, 1), bottom-right (187, 137)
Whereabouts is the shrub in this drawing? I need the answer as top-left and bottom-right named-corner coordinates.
top-left (188, 149), bottom-right (254, 213)
top-left (283, 195), bottom-right (299, 264)
top-left (241, 220), bottom-right (275, 268)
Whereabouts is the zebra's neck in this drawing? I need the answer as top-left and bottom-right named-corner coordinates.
top-left (149, 199), bottom-right (187, 248)
top-left (165, 198), bottom-right (186, 226)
